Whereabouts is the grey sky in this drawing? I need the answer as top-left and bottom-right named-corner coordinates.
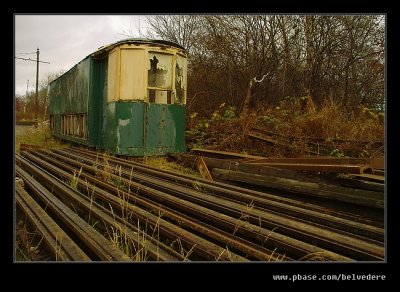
top-left (15, 15), bottom-right (151, 96)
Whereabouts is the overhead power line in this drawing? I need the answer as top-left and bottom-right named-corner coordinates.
top-left (15, 48), bottom-right (50, 121)
top-left (16, 51), bottom-right (37, 55)
top-left (15, 56), bottom-right (50, 64)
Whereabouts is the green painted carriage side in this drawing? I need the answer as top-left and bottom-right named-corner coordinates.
top-left (49, 57), bottom-right (91, 145)
top-left (49, 39), bottom-right (187, 156)
top-left (105, 102), bottom-right (186, 156)
top-left (89, 57), bottom-right (108, 148)
top-left (145, 103), bottom-right (186, 154)
top-left (49, 56), bottom-right (108, 147)
top-left (54, 58), bottom-right (90, 113)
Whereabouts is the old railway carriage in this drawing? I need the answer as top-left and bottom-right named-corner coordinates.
top-left (49, 39), bottom-right (187, 156)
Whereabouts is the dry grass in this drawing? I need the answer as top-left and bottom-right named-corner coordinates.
top-left (15, 216), bottom-right (53, 261)
top-left (286, 101), bottom-right (384, 142)
top-left (143, 156), bottom-right (201, 178)
top-left (188, 99), bottom-right (384, 158)
top-left (15, 121), bottom-right (65, 152)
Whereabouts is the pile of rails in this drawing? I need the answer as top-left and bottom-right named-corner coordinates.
top-left (180, 148), bottom-right (384, 209)
top-left (15, 147), bottom-right (384, 261)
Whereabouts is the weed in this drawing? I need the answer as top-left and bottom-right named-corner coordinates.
top-left (192, 181), bottom-right (204, 191)
top-left (15, 218), bottom-right (50, 261)
top-left (69, 167), bottom-right (83, 190)
top-left (103, 193), bottom-right (164, 261)
top-left (232, 201), bottom-right (253, 236)
top-left (169, 237), bottom-right (196, 261)
top-left (216, 246), bottom-right (232, 261)
top-left (55, 233), bottom-right (63, 261)
top-left (330, 148), bottom-right (345, 158)
top-left (101, 153), bottom-right (112, 182)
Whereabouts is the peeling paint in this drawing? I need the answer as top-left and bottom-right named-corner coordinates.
top-left (118, 118), bottom-right (130, 127)
top-left (108, 102), bottom-right (115, 114)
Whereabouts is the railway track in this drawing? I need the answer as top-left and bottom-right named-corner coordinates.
top-left (16, 183), bottom-right (91, 261)
top-left (15, 147), bottom-right (385, 261)
top-left (16, 164), bottom-right (131, 261)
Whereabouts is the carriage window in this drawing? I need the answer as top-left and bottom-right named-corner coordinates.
top-left (148, 52), bottom-right (173, 89)
top-left (60, 113), bottom-right (87, 139)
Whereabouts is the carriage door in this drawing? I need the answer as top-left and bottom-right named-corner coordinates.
top-left (145, 51), bottom-right (175, 151)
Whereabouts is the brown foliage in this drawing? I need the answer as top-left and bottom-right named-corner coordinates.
top-left (187, 100), bottom-right (384, 158)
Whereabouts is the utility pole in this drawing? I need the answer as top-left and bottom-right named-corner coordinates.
top-left (35, 48), bottom-right (39, 121)
top-left (15, 48), bottom-right (50, 123)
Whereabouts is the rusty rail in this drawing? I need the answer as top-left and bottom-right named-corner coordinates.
top-left (16, 147), bottom-right (385, 261)
top-left (19, 151), bottom-right (249, 261)
top-left (69, 147), bottom-right (384, 225)
top-left (16, 161), bottom-right (132, 261)
top-left (72, 147), bottom-right (382, 226)
top-left (22, 150), bottom-right (270, 261)
top-left (73, 149), bottom-right (383, 240)
top-left (16, 155), bottom-right (185, 262)
top-left (191, 148), bottom-right (380, 174)
top-left (175, 153), bottom-right (384, 210)
top-left (16, 184), bottom-right (91, 261)
top-left (26, 147), bottom-right (384, 260)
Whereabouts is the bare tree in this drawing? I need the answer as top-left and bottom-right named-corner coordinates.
top-left (141, 15), bottom-right (384, 116)
top-left (146, 15), bottom-right (200, 53)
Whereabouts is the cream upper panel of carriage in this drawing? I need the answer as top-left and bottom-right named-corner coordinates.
top-left (107, 47), bottom-right (147, 102)
top-left (107, 44), bottom-right (187, 103)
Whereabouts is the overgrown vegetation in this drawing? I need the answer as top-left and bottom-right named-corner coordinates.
top-left (186, 99), bottom-right (384, 158)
